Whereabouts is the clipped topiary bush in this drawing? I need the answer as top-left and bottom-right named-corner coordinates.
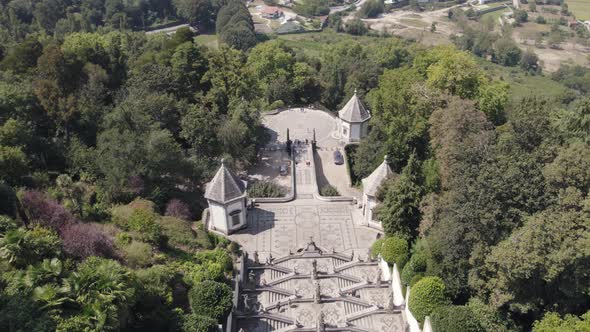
top-left (189, 280), bottom-right (233, 320)
top-left (401, 251), bottom-right (427, 286)
top-left (320, 185), bottom-right (340, 197)
top-left (380, 236), bottom-right (409, 268)
top-left (248, 180), bottom-right (285, 198)
top-left (431, 305), bottom-right (482, 332)
top-left (371, 238), bottom-right (384, 259)
top-left (409, 276), bottom-right (449, 323)
top-left (410, 274), bottom-right (424, 286)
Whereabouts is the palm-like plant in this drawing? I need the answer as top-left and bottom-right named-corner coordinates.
top-left (25, 258), bottom-right (64, 287)
top-left (33, 284), bottom-right (71, 310)
top-left (64, 257), bottom-right (136, 331)
top-left (0, 228), bottom-right (26, 265)
top-left (0, 227), bottom-right (61, 268)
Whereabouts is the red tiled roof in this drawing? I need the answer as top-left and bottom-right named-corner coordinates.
top-left (262, 6), bottom-right (282, 14)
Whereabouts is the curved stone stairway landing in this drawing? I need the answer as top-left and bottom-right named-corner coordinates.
top-left (234, 242), bottom-right (405, 332)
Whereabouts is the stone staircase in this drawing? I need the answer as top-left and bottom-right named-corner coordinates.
top-left (233, 241), bottom-right (405, 332)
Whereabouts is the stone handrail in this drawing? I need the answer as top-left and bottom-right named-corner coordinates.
top-left (345, 305), bottom-right (380, 321)
top-left (334, 260), bottom-right (379, 273)
top-left (249, 264), bottom-right (293, 274)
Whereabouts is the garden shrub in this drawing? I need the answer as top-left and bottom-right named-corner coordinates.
top-left (401, 251), bottom-right (427, 286)
top-left (116, 232), bottom-right (133, 246)
top-left (182, 261), bottom-right (225, 284)
top-left (129, 198), bottom-right (157, 212)
top-left (468, 298), bottom-right (514, 332)
top-left (194, 248), bottom-right (233, 272)
top-left (0, 295), bottom-right (56, 332)
top-left (409, 276), bottom-right (449, 323)
top-left (112, 198), bottom-right (156, 226)
top-left (380, 236), bottom-right (409, 268)
top-left (370, 238), bottom-right (384, 259)
top-left (64, 257), bottom-right (135, 331)
top-left (20, 190), bottom-right (76, 231)
top-left (61, 223), bottom-right (114, 259)
top-left (124, 241), bottom-right (152, 268)
top-left (56, 315), bottom-right (95, 331)
top-left (532, 311), bottom-right (590, 332)
top-left (410, 274), bottom-right (424, 286)
top-left (0, 215), bottom-right (18, 234)
top-left (135, 265), bottom-right (177, 305)
top-left (188, 280), bottom-right (233, 320)
top-left (160, 216), bottom-right (198, 249)
top-left (320, 184), bottom-right (340, 196)
top-left (128, 208), bottom-right (164, 246)
top-left (431, 305), bottom-right (483, 332)
top-left (182, 248), bottom-right (234, 283)
top-left (248, 180), bottom-right (285, 198)
top-left (0, 227), bottom-right (62, 267)
top-left (182, 313), bottom-right (217, 332)
top-left (165, 199), bottom-right (191, 220)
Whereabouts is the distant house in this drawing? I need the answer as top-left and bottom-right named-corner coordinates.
top-left (261, 6), bottom-right (283, 19)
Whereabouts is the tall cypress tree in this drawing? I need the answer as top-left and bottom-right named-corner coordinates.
top-left (378, 152), bottom-right (424, 238)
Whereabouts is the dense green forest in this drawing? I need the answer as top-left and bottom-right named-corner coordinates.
top-left (0, 0), bottom-right (589, 330)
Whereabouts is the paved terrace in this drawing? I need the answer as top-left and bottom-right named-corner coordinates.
top-left (229, 201), bottom-right (380, 260)
top-left (230, 108), bottom-right (379, 261)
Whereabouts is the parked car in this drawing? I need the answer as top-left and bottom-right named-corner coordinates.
top-left (333, 150), bottom-right (344, 165)
top-left (279, 164), bottom-right (289, 176)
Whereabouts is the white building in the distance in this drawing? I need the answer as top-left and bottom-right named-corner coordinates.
top-left (362, 155), bottom-right (394, 229)
top-left (338, 90), bottom-right (371, 142)
top-left (204, 159), bottom-right (248, 234)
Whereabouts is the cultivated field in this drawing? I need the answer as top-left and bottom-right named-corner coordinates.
top-left (566, 0), bottom-right (590, 20)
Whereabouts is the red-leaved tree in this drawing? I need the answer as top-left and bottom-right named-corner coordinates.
top-left (60, 223), bottom-right (115, 259)
top-left (21, 190), bottom-right (76, 231)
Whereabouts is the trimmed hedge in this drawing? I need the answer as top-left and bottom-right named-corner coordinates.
top-left (380, 236), bottom-right (409, 268)
top-left (370, 238), bottom-right (385, 259)
top-left (401, 251), bottom-right (427, 286)
top-left (431, 305), bottom-right (482, 332)
top-left (320, 185), bottom-right (340, 196)
top-left (409, 276), bottom-right (448, 323)
top-left (189, 280), bottom-right (233, 320)
top-left (248, 180), bottom-right (285, 198)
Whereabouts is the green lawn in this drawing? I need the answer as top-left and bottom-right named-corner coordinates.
top-left (480, 8), bottom-right (510, 22)
top-left (194, 34), bottom-right (219, 49)
top-left (277, 29), bottom-right (386, 57)
top-left (566, 0), bottom-right (590, 20)
top-left (476, 58), bottom-right (571, 102)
